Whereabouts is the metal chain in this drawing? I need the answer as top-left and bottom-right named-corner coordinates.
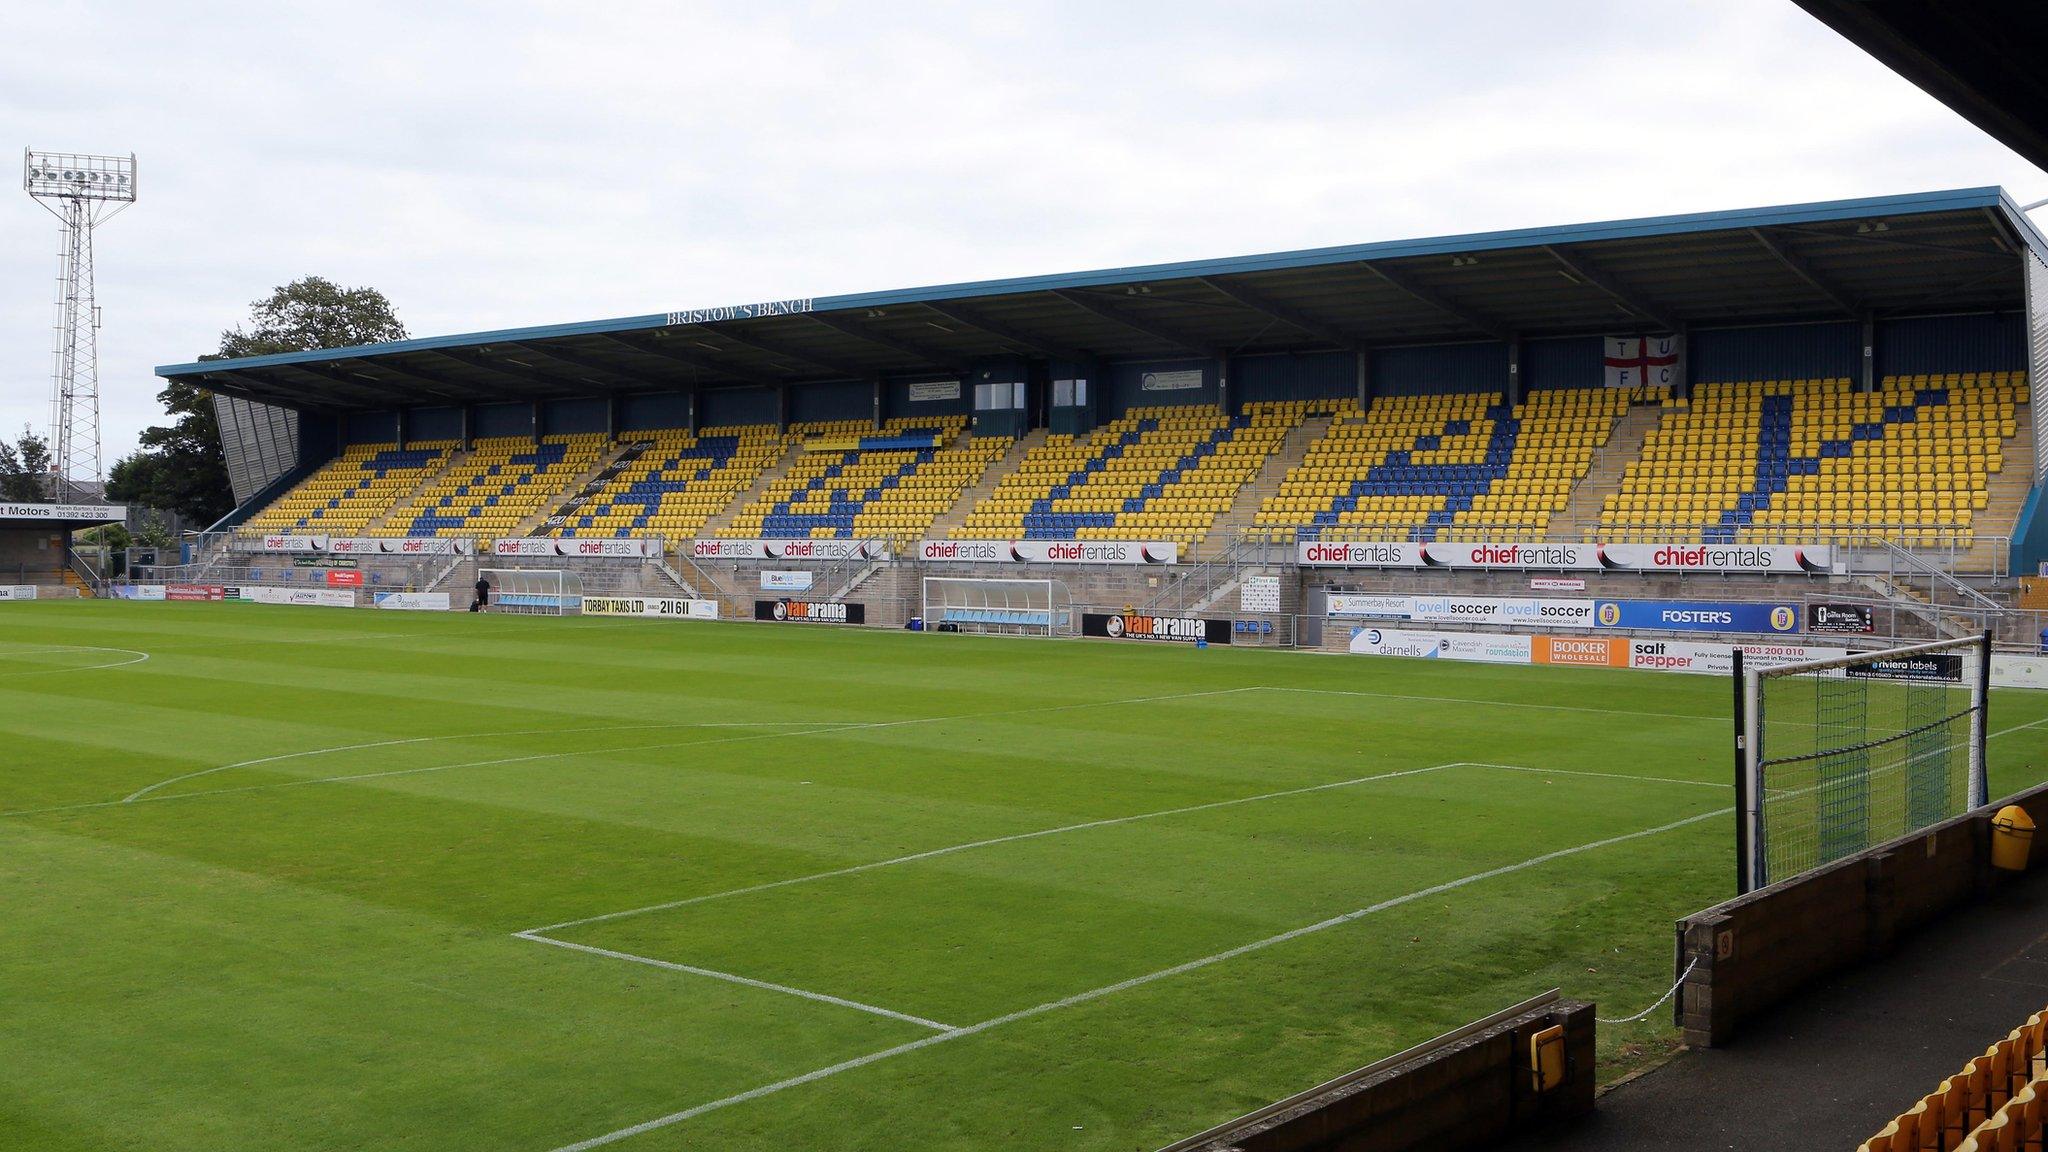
top-left (1596, 957), bottom-right (1700, 1025)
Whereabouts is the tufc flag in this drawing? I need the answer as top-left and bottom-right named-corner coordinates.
top-left (1603, 335), bottom-right (1678, 389)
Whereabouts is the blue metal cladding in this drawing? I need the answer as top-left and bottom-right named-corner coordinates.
top-left (407, 406), bottom-right (463, 441)
top-left (1522, 336), bottom-right (1605, 392)
top-left (1691, 321), bottom-right (1859, 382)
top-left (618, 391), bottom-right (691, 432)
top-left (1374, 342), bottom-right (1509, 397)
top-left (789, 380), bottom-right (871, 424)
top-left (541, 397), bottom-right (607, 436)
top-left (1233, 351), bottom-right (1354, 405)
top-left (1106, 358), bottom-right (1216, 417)
top-left (1875, 313), bottom-right (2025, 377)
top-left (699, 387), bottom-right (776, 428)
top-left (344, 409), bottom-right (398, 444)
top-left (473, 401), bottom-right (534, 439)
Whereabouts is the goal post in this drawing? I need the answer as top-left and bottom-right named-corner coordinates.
top-left (1737, 632), bottom-right (1990, 893)
top-left (479, 568), bottom-right (583, 616)
top-left (921, 576), bottom-right (1070, 637)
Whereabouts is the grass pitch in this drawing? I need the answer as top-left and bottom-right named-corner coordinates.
top-left (7, 600), bottom-right (2048, 1152)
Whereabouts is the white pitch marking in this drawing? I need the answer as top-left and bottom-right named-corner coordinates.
top-left (1991, 714), bottom-right (2048, 740)
top-left (1257, 684), bottom-right (1724, 723)
top-left (514, 932), bottom-right (957, 1032)
top-left (523, 762), bottom-right (1458, 935)
top-left (541, 804), bottom-right (1732, 1152)
top-left (1458, 762), bottom-right (1732, 790)
top-left (121, 721), bottom-right (825, 803)
top-left (4, 686), bottom-right (1259, 820)
top-left (0, 644), bottom-right (150, 677)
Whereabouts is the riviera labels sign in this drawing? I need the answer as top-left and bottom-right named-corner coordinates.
top-left (919, 540), bottom-right (1180, 565)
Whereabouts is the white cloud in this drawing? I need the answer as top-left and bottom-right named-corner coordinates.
top-left (0, 0), bottom-right (2039, 463)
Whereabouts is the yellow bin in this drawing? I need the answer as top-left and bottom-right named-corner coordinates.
top-left (1992, 806), bottom-right (2036, 872)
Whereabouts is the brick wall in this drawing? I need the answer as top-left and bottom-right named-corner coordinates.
top-left (1172, 999), bottom-right (1594, 1152)
top-left (1676, 780), bottom-right (2048, 1046)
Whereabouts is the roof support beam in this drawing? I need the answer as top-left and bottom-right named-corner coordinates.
top-left (1543, 245), bottom-right (1687, 333)
top-left (1051, 289), bottom-right (1215, 356)
top-left (272, 364), bottom-right (417, 406)
top-left (1359, 262), bottom-right (1516, 344)
top-left (700, 326), bottom-right (871, 379)
top-left (197, 367), bottom-right (335, 407)
top-left (804, 312), bottom-right (965, 371)
top-left (423, 349), bottom-right (569, 397)
top-left (1746, 228), bottom-right (1860, 316)
top-left (1773, 224), bottom-right (2017, 263)
top-left (917, 301), bottom-right (1094, 363)
top-left (507, 342), bottom-right (669, 391)
top-left (293, 359), bottom-right (472, 405)
top-left (328, 358), bottom-right (479, 403)
top-left (1196, 276), bottom-right (1368, 350)
top-left (1881, 266), bottom-right (2016, 318)
top-left (598, 333), bottom-right (782, 388)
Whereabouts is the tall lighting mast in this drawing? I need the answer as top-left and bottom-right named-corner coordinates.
top-left (24, 149), bottom-right (136, 499)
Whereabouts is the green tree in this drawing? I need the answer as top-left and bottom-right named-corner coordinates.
top-left (106, 277), bottom-right (406, 526)
top-left (0, 427), bottom-right (53, 501)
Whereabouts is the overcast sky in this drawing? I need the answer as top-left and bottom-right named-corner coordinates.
top-left (3, 0), bottom-right (2043, 463)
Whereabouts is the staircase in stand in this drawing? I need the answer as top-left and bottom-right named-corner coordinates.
top-left (1202, 415), bottom-right (1330, 559)
top-left (927, 429), bottom-right (1045, 539)
top-left (1956, 407), bottom-right (2034, 577)
top-left (1555, 401), bottom-right (1664, 540)
top-left (510, 442), bottom-right (639, 538)
top-left (364, 446), bottom-right (472, 536)
top-left (699, 438), bottom-right (802, 539)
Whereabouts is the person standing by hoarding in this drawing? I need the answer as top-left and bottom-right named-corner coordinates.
top-left (471, 574), bottom-right (491, 613)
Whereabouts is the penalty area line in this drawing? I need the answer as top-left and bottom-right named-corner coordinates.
top-left (541, 803), bottom-right (1732, 1152)
top-left (513, 932), bottom-right (957, 1032)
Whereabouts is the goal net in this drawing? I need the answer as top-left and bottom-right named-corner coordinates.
top-left (480, 568), bottom-right (583, 616)
top-left (1737, 634), bottom-right (1989, 893)
top-left (922, 577), bottom-right (1070, 636)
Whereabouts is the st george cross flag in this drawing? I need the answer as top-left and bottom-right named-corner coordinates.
top-left (1603, 335), bottom-right (1679, 389)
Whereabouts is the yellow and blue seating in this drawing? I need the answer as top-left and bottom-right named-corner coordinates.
top-left (955, 402), bottom-right (1304, 546)
top-left (721, 415), bottom-right (1002, 540)
top-left (550, 423), bottom-right (782, 539)
top-left (241, 441), bottom-right (452, 536)
top-left (1255, 388), bottom-right (1635, 543)
top-left (1600, 372), bottom-right (2027, 547)
top-left (394, 434), bottom-right (606, 539)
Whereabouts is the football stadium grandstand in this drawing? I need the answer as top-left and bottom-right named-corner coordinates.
top-left (18, 10), bottom-right (2048, 1152)
top-left (157, 188), bottom-right (2047, 588)
top-left (12, 182), bottom-right (2043, 1152)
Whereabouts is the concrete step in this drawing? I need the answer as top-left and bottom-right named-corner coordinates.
top-left (525, 440), bottom-right (645, 536)
top-left (1203, 415), bottom-right (1329, 558)
top-left (701, 438), bottom-right (802, 538)
top-left (932, 429), bottom-right (1046, 538)
top-left (511, 443), bottom-right (637, 538)
top-left (364, 446), bottom-right (472, 535)
top-left (1555, 402), bottom-right (1665, 540)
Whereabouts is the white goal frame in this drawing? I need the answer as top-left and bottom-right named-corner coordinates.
top-left (479, 567), bottom-right (583, 616)
top-left (921, 576), bottom-right (1071, 637)
top-left (1736, 632), bottom-right (1990, 894)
